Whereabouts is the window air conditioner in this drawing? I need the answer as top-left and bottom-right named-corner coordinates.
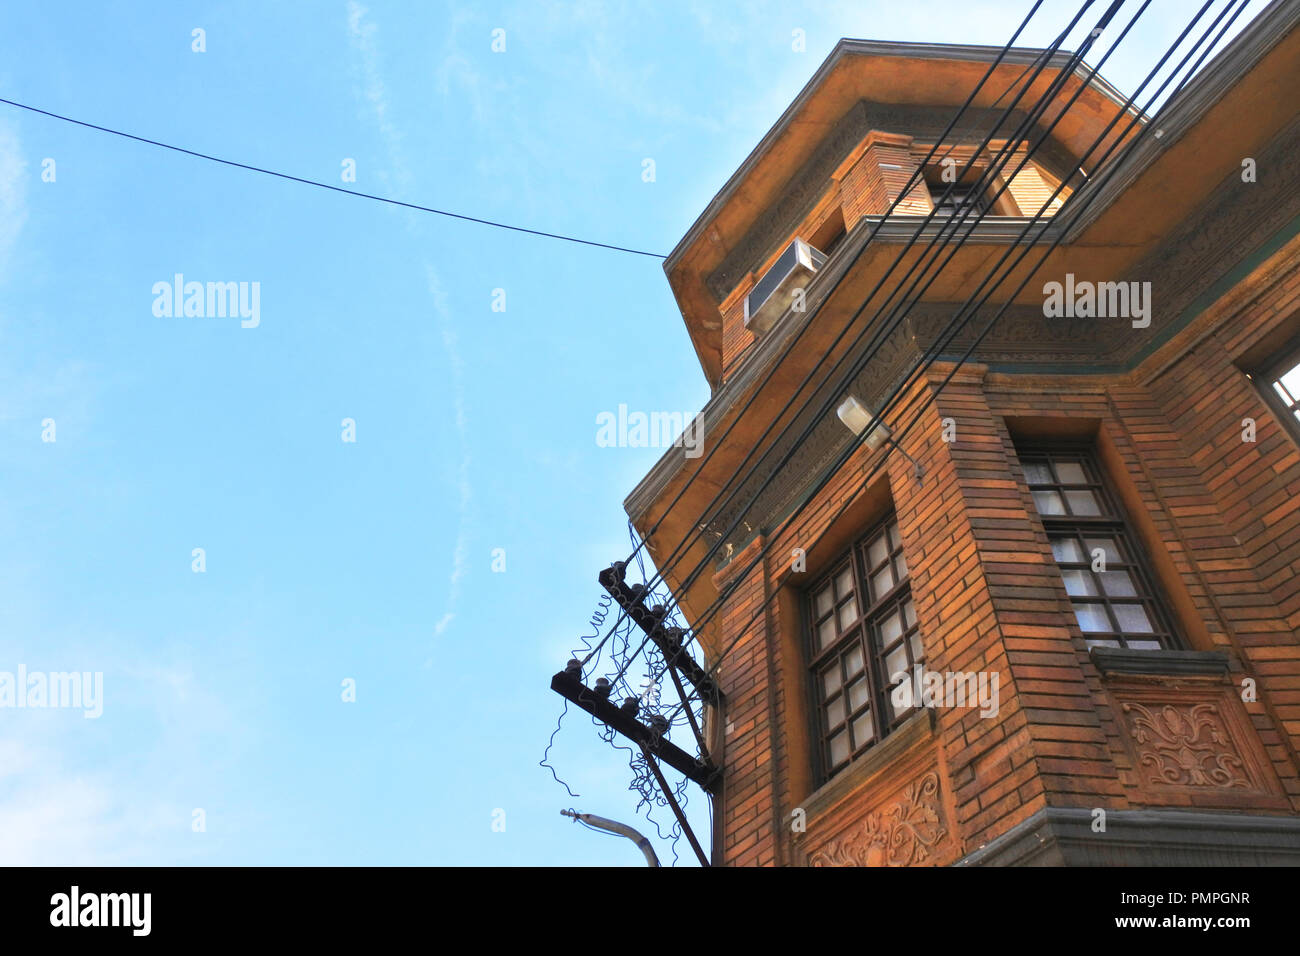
top-left (743, 238), bottom-right (827, 335)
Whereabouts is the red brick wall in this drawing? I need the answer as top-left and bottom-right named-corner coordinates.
top-left (705, 238), bottom-right (1300, 864)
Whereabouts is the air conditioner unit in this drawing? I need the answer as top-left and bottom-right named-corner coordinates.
top-left (744, 238), bottom-right (827, 335)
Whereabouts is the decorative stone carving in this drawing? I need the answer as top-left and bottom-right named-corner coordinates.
top-left (1120, 701), bottom-right (1250, 790)
top-left (809, 772), bottom-right (948, 866)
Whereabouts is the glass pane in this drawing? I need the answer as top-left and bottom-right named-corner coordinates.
top-left (1086, 638), bottom-right (1121, 648)
top-left (1051, 536), bottom-right (1085, 563)
top-left (814, 586), bottom-right (834, 616)
top-left (879, 609), bottom-right (903, 645)
top-left (1084, 537), bottom-right (1119, 567)
top-left (848, 678), bottom-right (870, 711)
top-left (1113, 603), bottom-right (1154, 633)
top-left (910, 632), bottom-right (923, 662)
top-left (829, 731), bottom-right (849, 767)
top-left (838, 596), bottom-right (858, 630)
top-left (1127, 639), bottom-right (1162, 650)
top-left (826, 696), bottom-right (845, 728)
top-left (895, 551), bottom-right (908, 581)
top-left (885, 645), bottom-right (908, 681)
top-left (834, 567), bottom-right (853, 599)
top-left (1099, 570), bottom-right (1138, 597)
top-left (818, 617), bottom-right (836, 650)
top-left (903, 599), bottom-right (917, 627)
top-left (1064, 489), bottom-right (1102, 516)
top-left (1061, 569), bottom-right (1099, 596)
top-left (1032, 490), bottom-right (1066, 515)
top-left (867, 534), bottom-right (889, 569)
top-left (821, 665), bottom-right (841, 698)
top-left (1280, 362), bottom-right (1300, 397)
top-left (888, 522), bottom-right (901, 549)
top-left (851, 712), bottom-right (874, 747)
top-left (1073, 602), bottom-right (1111, 632)
top-left (1055, 461), bottom-right (1087, 484)
top-left (871, 565), bottom-right (895, 599)
top-left (1023, 462), bottom-right (1052, 485)
top-left (845, 645), bottom-right (864, 677)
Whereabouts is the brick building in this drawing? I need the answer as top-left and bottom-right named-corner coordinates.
top-left (624, 6), bottom-right (1300, 865)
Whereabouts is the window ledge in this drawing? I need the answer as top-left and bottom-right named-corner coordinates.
top-left (1090, 646), bottom-right (1232, 679)
top-left (793, 708), bottom-right (937, 828)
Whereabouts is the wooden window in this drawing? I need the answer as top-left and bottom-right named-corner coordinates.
top-left (1017, 443), bottom-right (1180, 650)
top-left (1256, 349), bottom-right (1300, 445)
top-left (806, 513), bottom-right (923, 779)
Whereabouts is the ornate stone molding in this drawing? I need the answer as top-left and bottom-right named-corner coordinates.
top-left (1121, 702), bottom-right (1250, 790)
top-left (808, 772), bottom-right (948, 867)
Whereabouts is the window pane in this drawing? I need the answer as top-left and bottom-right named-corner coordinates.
top-left (1051, 536), bottom-right (1085, 563)
top-left (1064, 489), bottom-right (1102, 515)
top-left (834, 567), bottom-right (853, 599)
top-left (1061, 569), bottom-right (1098, 596)
top-left (1127, 639), bottom-right (1162, 650)
top-left (879, 609), bottom-right (903, 645)
top-left (851, 712), bottom-right (874, 747)
top-left (1099, 570), bottom-right (1138, 597)
top-left (903, 598), bottom-right (917, 627)
top-left (817, 617), bottom-right (836, 650)
top-left (1086, 638), bottom-right (1121, 648)
top-left (909, 632), bottom-right (923, 662)
top-left (814, 586), bottom-right (834, 616)
top-left (1280, 362), bottom-right (1300, 398)
top-left (1084, 537), bottom-right (1119, 567)
top-left (888, 522), bottom-right (901, 549)
top-left (838, 597), bottom-right (858, 630)
top-left (845, 645), bottom-right (864, 677)
top-left (826, 696), bottom-right (845, 728)
top-left (1023, 462), bottom-right (1052, 484)
top-left (895, 551), bottom-right (908, 581)
top-left (871, 565), bottom-right (895, 598)
top-left (821, 665), bottom-right (841, 697)
top-left (885, 645), bottom-right (908, 681)
top-left (1054, 461), bottom-right (1087, 484)
top-left (867, 534), bottom-right (889, 569)
top-left (1033, 490), bottom-right (1066, 515)
top-left (829, 731), bottom-right (849, 767)
top-left (1074, 603), bottom-right (1111, 632)
top-left (1113, 603), bottom-right (1153, 633)
top-left (848, 678), bottom-right (870, 711)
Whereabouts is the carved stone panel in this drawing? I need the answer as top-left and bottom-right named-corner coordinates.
top-left (806, 771), bottom-right (954, 867)
top-left (1109, 682), bottom-right (1287, 810)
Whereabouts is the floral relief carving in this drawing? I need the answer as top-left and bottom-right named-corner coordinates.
top-left (1121, 701), bottom-right (1250, 789)
top-left (809, 772), bottom-right (947, 867)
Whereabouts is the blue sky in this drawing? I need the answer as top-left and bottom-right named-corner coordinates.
top-left (0, 1), bottom-right (1266, 865)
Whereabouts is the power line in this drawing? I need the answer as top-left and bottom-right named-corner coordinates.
top-left (663, 0), bottom-right (1237, 722)
top-left (0, 95), bottom-right (668, 259)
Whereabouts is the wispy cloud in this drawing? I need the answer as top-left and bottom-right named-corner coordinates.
top-left (345, 4), bottom-right (474, 643)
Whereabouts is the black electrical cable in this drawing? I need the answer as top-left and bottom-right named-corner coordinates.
top-left (0, 95), bottom-right (667, 258)
top-left (663, 0), bottom-right (1236, 723)
top-left (600, 0), bottom-right (1120, 689)
top-left (578, 0), bottom-right (1073, 668)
